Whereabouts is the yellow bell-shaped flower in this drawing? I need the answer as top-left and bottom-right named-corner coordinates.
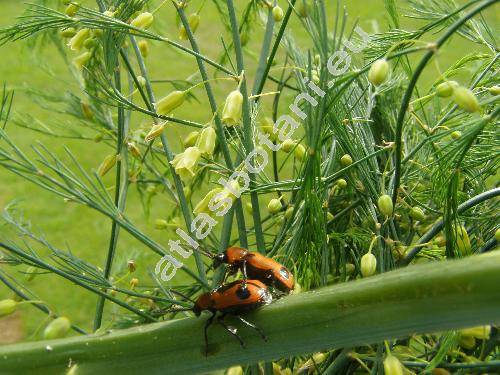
top-left (170, 146), bottom-right (201, 182)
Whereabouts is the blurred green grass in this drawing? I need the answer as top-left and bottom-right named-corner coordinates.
top-left (0, 0), bottom-right (488, 340)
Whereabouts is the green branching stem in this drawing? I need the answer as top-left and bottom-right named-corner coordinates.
top-left (93, 55), bottom-right (129, 332)
top-left (0, 242), bottom-right (156, 322)
top-left (1, 252), bottom-right (499, 374)
top-left (125, 36), bottom-right (208, 288)
top-left (225, 0), bottom-right (265, 252)
top-left (174, 3), bottom-right (249, 252)
top-left (391, 0), bottom-right (499, 205)
top-left (402, 187), bottom-right (500, 265)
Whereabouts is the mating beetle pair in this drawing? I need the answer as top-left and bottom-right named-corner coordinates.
top-left (186, 247), bottom-right (294, 354)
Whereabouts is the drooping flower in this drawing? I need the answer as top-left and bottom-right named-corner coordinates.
top-left (222, 90), bottom-right (243, 126)
top-left (67, 28), bottom-right (90, 51)
top-left (170, 146), bottom-right (201, 182)
top-left (156, 90), bottom-right (186, 115)
top-left (179, 13), bottom-right (200, 40)
top-left (197, 126), bottom-right (216, 157)
top-left (131, 12), bottom-right (154, 30)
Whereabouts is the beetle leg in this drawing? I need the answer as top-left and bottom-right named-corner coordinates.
top-left (204, 312), bottom-right (216, 356)
top-left (236, 315), bottom-right (268, 342)
top-left (218, 314), bottom-right (245, 348)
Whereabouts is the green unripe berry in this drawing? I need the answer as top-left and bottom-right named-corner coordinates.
top-left (409, 207), bottom-right (425, 221)
top-left (268, 198), bottom-right (282, 214)
top-left (272, 6), bottom-right (284, 22)
top-left (450, 130), bottom-right (461, 140)
top-left (495, 228), bottom-right (500, 242)
top-left (284, 205), bottom-right (294, 220)
top-left (377, 194), bottom-right (393, 216)
top-left (0, 299), bottom-right (17, 317)
top-left (453, 86), bottom-right (480, 113)
top-left (368, 59), bottom-right (389, 86)
top-left (436, 81), bottom-right (458, 98)
top-left (340, 154), bottom-right (353, 167)
top-left (360, 253), bottom-right (377, 277)
top-left (43, 317), bottom-right (71, 339)
top-left (336, 178), bottom-right (347, 189)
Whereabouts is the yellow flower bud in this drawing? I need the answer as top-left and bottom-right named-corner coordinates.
top-left (127, 142), bottom-right (141, 159)
top-left (0, 299), bottom-right (17, 317)
top-left (453, 86), bottom-right (480, 113)
top-left (284, 205), bottom-right (294, 220)
top-left (326, 212), bottom-right (334, 222)
top-left (272, 6), bottom-right (284, 22)
top-left (297, 353), bottom-right (327, 373)
top-left (130, 278), bottom-right (139, 288)
top-left (340, 154), bottom-right (353, 166)
top-left (65, 3), bottom-right (79, 17)
top-left (183, 131), bottom-right (200, 148)
top-left (294, 144), bottom-right (306, 161)
top-left (97, 154), bottom-right (118, 177)
top-left (138, 40), bottom-right (149, 57)
top-left (59, 27), bottom-right (77, 38)
top-left (197, 126), bottom-right (216, 157)
top-left (281, 139), bottom-right (296, 153)
top-left (268, 198), bottom-right (282, 214)
top-left (145, 122), bottom-right (166, 142)
top-left (170, 146), bottom-right (201, 182)
top-left (377, 194), bottom-right (393, 216)
top-left (245, 202), bottom-right (253, 215)
top-left (179, 13), bottom-right (200, 40)
top-left (136, 76), bottom-right (147, 87)
top-left (194, 188), bottom-right (223, 215)
top-left (131, 12), bottom-right (154, 29)
top-left (453, 224), bottom-right (471, 255)
top-left (297, 1), bottom-right (310, 18)
top-left (25, 266), bottom-right (37, 282)
top-left (383, 354), bottom-right (404, 375)
top-left (409, 207), bottom-right (425, 221)
top-left (156, 90), bottom-right (186, 115)
top-left (67, 28), bottom-right (90, 51)
top-left (368, 59), bottom-right (389, 86)
top-left (488, 85), bottom-right (500, 95)
top-left (155, 219), bottom-right (169, 230)
top-left (458, 334), bottom-right (476, 349)
top-left (260, 117), bottom-right (278, 141)
top-left (436, 81), bottom-right (458, 98)
top-left (227, 366), bottom-right (243, 375)
top-left (495, 228), bottom-right (500, 242)
top-left (72, 52), bottom-right (92, 70)
top-left (450, 130), bottom-right (461, 140)
top-left (432, 369), bottom-right (451, 375)
top-left (222, 90), bottom-right (243, 126)
top-left (361, 252), bottom-right (377, 277)
top-left (460, 325), bottom-right (491, 340)
top-left (43, 317), bottom-right (71, 339)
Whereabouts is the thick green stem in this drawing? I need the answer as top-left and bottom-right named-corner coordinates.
top-left (1, 252), bottom-right (500, 374)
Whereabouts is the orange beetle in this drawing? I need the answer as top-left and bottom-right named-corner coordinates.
top-left (193, 279), bottom-right (271, 352)
top-left (214, 247), bottom-right (294, 293)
